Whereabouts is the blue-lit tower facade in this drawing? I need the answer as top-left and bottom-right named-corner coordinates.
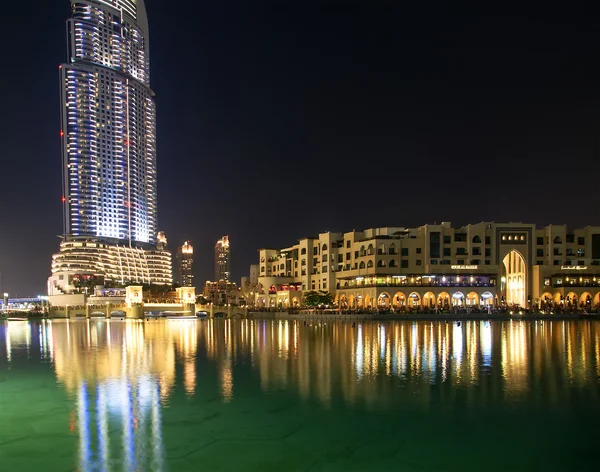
top-left (49, 0), bottom-right (172, 295)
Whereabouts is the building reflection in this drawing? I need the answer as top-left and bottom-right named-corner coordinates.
top-left (1, 317), bottom-right (599, 456)
top-left (199, 318), bottom-right (600, 410)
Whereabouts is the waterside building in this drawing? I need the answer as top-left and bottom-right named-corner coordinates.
top-left (253, 222), bottom-right (600, 310)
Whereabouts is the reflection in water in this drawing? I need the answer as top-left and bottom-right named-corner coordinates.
top-left (1, 318), bottom-right (600, 469)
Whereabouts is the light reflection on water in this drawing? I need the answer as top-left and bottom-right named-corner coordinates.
top-left (1, 318), bottom-right (600, 470)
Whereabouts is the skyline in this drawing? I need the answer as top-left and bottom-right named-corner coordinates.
top-left (0, 0), bottom-right (598, 296)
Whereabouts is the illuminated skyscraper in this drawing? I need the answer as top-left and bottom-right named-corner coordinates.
top-left (48, 0), bottom-right (172, 295)
top-left (215, 236), bottom-right (231, 281)
top-left (176, 241), bottom-right (194, 287)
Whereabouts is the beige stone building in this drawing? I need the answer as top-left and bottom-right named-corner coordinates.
top-left (253, 222), bottom-right (600, 310)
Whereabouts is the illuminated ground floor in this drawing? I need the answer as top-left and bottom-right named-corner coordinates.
top-left (336, 287), bottom-right (497, 309)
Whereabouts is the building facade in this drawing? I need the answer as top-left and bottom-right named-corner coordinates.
top-left (215, 236), bottom-right (231, 281)
top-left (202, 280), bottom-right (241, 306)
top-left (49, 0), bottom-right (172, 295)
top-left (253, 222), bottom-right (600, 310)
top-left (176, 241), bottom-right (194, 287)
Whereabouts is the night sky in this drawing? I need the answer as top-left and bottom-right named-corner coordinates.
top-left (0, 0), bottom-right (598, 296)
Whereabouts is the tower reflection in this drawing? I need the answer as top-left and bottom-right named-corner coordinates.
top-left (2, 317), bottom-right (598, 471)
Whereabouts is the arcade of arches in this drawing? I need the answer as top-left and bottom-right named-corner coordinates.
top-left (336, 289), bottom-right (496, 309)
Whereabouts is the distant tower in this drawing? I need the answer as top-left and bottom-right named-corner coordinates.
top-left (176, 241), bottom-right (194, 287)
top-left (215, 236), bottom-right (231, 281)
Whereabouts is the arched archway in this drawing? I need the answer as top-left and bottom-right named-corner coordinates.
top-left (566, 292), bottom-right (578, 307)
top-left (292, 297), bottom-right (300, 308)
top-left (423, 292), bottom-right (436, 307)
top-left (466, 292), bottom-right (479, 306)
top-left (393, 292), bottom-right (406, 307)
top-left (502, 250), bottom-right (527, 307)
top-left (378, 292), bottom-right (391, 307)
top-left (452, 291), bottom-right (465, 306)
top-left (554, 292), bottom-right (563, 303)
top-left (594, 292), bottom-right (600, 307)
top-left (580, 292), bottom-right (592, 308)
top-left (437, 291), bottom-right (450, 307)
top-left (364, 294), bottom-right (372, 308)
top-left (338, 294), bottom-right (348, 309)
top-left (408, 292), bottom-right (420, 306)
top-left (481, 291), bottom-right (494, 306)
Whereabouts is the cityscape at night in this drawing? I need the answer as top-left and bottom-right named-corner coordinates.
top-left (0, 0), bottom-right (598, 471)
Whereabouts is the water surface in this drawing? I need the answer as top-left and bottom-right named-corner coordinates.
top-left (0, 318), bottom-right (599, 471)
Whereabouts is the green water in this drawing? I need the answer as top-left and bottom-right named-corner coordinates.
top-left (0, 319), bottom-right (599, 471)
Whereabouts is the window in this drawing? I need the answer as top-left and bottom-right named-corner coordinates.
top-left (553, 236), bottom-right (563, 244)
top-left (389, 260), bottom-right (397, 267)
top-left (430, 259), bottom-right (438, 265)
top-left (313, 247), bottom-right (319, 255)
top-left (367, 260), bottom-right (374, 268)
top-left (457, 259), bottom-right (465, 264)
top-left (577, 249), bottom-right (585, 257)
top-left (455, 233), bottom-right (467, 242)
top-left (346, 240), bottom-right (351, 248)
top-left (416, 248), bottom-right (422, 254)
top-left (485, 248), bottom-right (491, 257)
top-left (471, 259), bottom-right (480, 265)
top-left (578, 237), bottom-right (585, 245)
top-left (553, 248), bottom-right (561, 256)
top-left (337, 254), bottom-right (343, 263)
top-left (345, 253), bottom-right (351, 260)
top-left (472, 235), bottom-right (482, 243)
top-left (566, 234), bottom-right (574, 243)
top-left (456, 248), bottom-right (467, 255)
top-left (443, 248), bottom-right (451, 256)
top-left (416, 260), bottom-right (422, 266)
top-left (443, 235), bottom-right (451, 244)
top-left (553, 260), bottom-right (560, 266)
top-left (322, 244), bottom-right (328, 251)
top-left (536, 261), bottom-right (543, 266)
top-left (301, 248), bottom-right (306, 255)
top-left (537, 237), bottom-right (544, 245)
top-left (472, 247), bottom-right (481, 255)
top-left (359, 261), bottom-right (366, 269)
top-left (485, 260), bottom-right (491, 265)
top-left (354, 251), bottom-right (359, 258)
top-left (578, 260), bottom-right (585, 266)
top-left (377, 260), bottom-right (386, 267)
top-left (322, 254), bottom-right (327, 262)
top-left (401, 248), bottom-right (408, 256)
top-left (401, 260), bottom-right (408, 268)
top-left (485, 236), bottom-right (491, 245)
top-left (536, 249), bottom-right (543, 257)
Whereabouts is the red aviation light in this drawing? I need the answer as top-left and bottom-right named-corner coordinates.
top-left (60, 130), bottom-right (64, 137)
top-left (62, 196), bottom-right (66, 203)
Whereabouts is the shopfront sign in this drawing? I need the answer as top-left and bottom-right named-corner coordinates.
top-left (560, 266), bottom-right (587, 271)
top-left (451, 265), bottom-right (478, 270)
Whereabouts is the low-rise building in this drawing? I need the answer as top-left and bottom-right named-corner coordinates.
top-left (252, 222), bottom-right (600, 310)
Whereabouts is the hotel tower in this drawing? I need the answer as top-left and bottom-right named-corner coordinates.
top-left (48, 0), bottom-right (172, 296)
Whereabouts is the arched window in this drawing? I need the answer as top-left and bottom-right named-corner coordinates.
top-left (377, 260), bottom-right (386, 267)
top-left (389, 260), bottom-right (397, 267)
top-left (472, 235), bottom-right (481, 244)
top-left (553, 236), bottom-right (562, 244)
top-left (367, 260), bottom-right (374, 268)
top-left (301, 248), bottom-right (307, 255)
top-left (260, 266), bottom-right (265, 272)
top-left (367, 244), bottom-right (374, 255)
top-left (260, 257), bottom-right (265, 262)
top-left (359, 261), bottom-right (366, 269)
top-left (378, 244), bottom-right (387, 255)
top-left (322, 244), bottom-right (328, 251)
top-left (389, 243), bottom-right (396, 255)
top-left (360, 245), bottom-right (366, 256)
top-left (280, 264), bottom-right (284, 270)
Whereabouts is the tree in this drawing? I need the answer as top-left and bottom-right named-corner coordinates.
top-left (302, 290), bottom-right (334, 308)
top-left (196, 295), bottom-right (209, 305)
